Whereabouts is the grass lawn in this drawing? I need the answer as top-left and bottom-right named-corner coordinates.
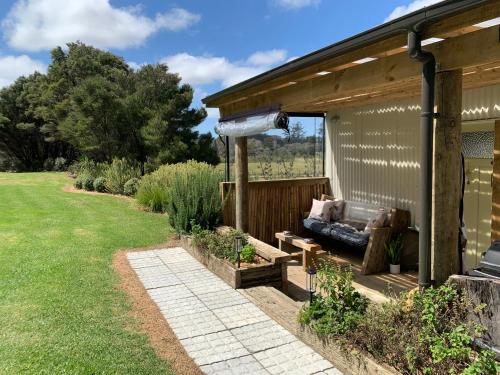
top-left (0, 173), bottom-right (174, 374)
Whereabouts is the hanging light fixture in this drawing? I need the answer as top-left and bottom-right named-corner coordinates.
top-left (235, 235), bottom-right (242, 269)
top-left (306, 266), bottom-right (317, 304)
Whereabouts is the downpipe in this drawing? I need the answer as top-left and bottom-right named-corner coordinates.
top-left (408, 30), bottom-right (435, 289)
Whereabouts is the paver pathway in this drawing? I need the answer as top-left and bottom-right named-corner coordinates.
top-left (128, 247), bottom-right (342, 375)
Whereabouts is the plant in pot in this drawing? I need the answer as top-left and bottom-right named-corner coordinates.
top-left (385, 234), bottom-right (403, 274)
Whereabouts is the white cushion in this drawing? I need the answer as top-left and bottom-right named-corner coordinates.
top-left (308, 199), bottom-right (335, 222)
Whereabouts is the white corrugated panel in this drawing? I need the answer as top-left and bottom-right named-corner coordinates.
top-left (325, 84), bottom-right (500, 227)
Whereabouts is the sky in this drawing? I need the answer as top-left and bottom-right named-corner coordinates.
top-left (0, 0), bottom-right (443, 134)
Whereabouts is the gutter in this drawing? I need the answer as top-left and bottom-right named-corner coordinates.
top-left (203, 0), bottom-right (487, 106)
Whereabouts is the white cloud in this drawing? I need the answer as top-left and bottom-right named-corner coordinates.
top-left (247, 49), bottom-right (287, 66)
top-left (2, 0), bottom-right (201, 52)
top-left (0, 55), bottom-right (46, 88)
top-left (273, 0), bottom-right (320, 10)
top-left (162, 49), bottom-right (288, 88)
top-left (385, 0), bottom-right (444, 22)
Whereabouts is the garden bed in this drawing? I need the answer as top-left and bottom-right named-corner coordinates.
top-left (181, 227), bottom-right (291, 290)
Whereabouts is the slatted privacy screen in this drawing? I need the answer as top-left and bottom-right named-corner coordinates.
top-left (220, 177), bottom-right (331, 245)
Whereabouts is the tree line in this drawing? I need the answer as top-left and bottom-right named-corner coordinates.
top-left (0, 42), bottom-right (219, 172)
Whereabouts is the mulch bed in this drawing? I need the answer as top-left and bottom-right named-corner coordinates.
top-left (113, 239), bottom-right (203, 375)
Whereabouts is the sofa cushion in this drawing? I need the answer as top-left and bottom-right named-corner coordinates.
top-left (330, 222), bottom-right (370, 248)
top-left (303, 218), bottom-right (370, 248)
top-left (303, 218), bottom-right (332, 237)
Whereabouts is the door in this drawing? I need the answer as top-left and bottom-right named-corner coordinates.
top-left (463, 158), bottom-right (493, 269)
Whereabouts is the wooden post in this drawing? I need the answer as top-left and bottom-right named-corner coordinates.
top-left (491, 120), bottom-right (500, 241)
top-left (235, 136), bottom-right (249, 232)
top-left (432, 69), bottom-right (462, 285)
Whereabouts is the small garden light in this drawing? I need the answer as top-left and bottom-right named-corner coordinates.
top-left (306, 266), bottom-right (317, 304)
top-left (235, 235), bottom-right (242, 269)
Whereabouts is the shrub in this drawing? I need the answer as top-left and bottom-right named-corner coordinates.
top-left (240, 244), bottom-right (256, 263)
top-left (93, 177), bottom-right (107, 192)
top-left (137, 161), bottom-right (219, 213)
top-left (103, 158), bottom-right (141, 194)
top-left (192, 226), bottom-right (247, 263)
top-left (124, 177), bottom-right (140, 196)
top-left (303, 277), bottom-right (500, 375)
top-left (74, 157), bottom-right (107, 178)
top-left (43, 158), bottom-right (54, 171)
top-left (299, 264), bottom-right (369, 335)
top-left (166, 162), bottom-right (224, 233)
top-left (74, 175), bottom-right (84, 189)
top-left (82, 175), bottom-right (94, 191)
top-left (53, 157), bottom-right (67, 171)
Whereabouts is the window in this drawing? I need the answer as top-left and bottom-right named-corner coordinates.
top-left (219, 116), bottom-right (324, 181)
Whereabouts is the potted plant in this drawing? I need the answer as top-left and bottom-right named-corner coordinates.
top-left (385, 234), bottom-right (403, 274)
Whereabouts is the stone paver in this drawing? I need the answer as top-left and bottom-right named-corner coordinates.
top-left (181, 330), bottom-right (249, 366)
top-left (213, 303), bottom-right (270, 329)
top-left (128, 247), bottom-right (341, 375)
top-left (230, 320), bottom-right (296, 353)
top-left (201, 355), bottom-right (269, 375)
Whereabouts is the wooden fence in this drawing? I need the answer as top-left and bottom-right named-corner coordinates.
top-left (220, 177), bottom-right (331, 245)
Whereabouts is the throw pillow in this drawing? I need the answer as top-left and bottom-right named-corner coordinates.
top-left (330, 199), bottom-right (346, 221)
top-left (364, 209), bottom-right (389, 232)
top-left (308, 199), bottom-right (335, 222)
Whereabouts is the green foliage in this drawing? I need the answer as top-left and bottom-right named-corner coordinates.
top-left (74, 175), bottom-right (84, 189)
top-left (345, 284), bottom-right (499, 375)
top-left (82, 175), bottom-right (94, 191)
top-left (53, 157), bottom-right (67, 171)
top-left (166, 162), bottom-right (224, 233)
top-left (0, 42), bottom-right (219, 171)
top-left (74, 157), bottom-right (107, 178)
top-left (124, 177), bottom-right (140, 196)
top-left (103, 158), bottom-right (140, 194)
top-left (240, 244), bottom-right (256, 263)
top-left (43, 158), bottom-right (55, 171)
top-left (385, 234), bottom-right (403, 265)
top-left (93, 177), bottom-right (107, 192)
top-left (299, 264), bottom-right (369, 335)
top-left (192, 226), bottom-right (248, 263)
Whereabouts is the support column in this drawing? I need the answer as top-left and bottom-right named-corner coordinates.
top-left (235, 136), bottom-right (249, 232)
top-left (491, 120), bottom-right (500, 241)
top-left (432, 69), bottom-right (463, 284)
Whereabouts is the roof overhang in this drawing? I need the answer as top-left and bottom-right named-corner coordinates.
top-left (203, 0), bottom-right (500, 117)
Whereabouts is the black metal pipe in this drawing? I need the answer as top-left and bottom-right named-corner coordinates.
top-left (225, 136), bottom-right (230, 181)
top-left (408, 31), bottom-right (435, 289)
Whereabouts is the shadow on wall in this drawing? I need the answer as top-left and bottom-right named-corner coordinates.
top-left (328, 99), bottom-right (422, 227)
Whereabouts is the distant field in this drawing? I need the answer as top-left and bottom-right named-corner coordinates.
top-left (216, 157), bottom-right (323, 181)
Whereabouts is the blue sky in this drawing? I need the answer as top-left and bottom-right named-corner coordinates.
top-left (0, 0), bottom-right (441, 134)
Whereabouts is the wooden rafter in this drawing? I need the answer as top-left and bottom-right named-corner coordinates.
top-left (220, 26), bottom-right (500, 116)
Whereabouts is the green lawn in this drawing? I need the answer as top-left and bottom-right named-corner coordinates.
top-left (0, 173), bottom-right (174, 374)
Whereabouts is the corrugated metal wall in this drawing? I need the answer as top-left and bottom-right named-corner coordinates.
top-left (325, 84), bottom-right (500, 226)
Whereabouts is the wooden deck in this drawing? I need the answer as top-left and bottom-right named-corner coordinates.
top-left (285, 244), bottom-right (418, 303)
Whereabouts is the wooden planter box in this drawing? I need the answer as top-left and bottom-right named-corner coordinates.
top-left (181, 228), bottom-right (291, 290)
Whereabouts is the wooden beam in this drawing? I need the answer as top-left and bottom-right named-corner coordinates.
top-left (235, 137), bottom-right (249, 232)
top-left (491, 120), bottom-right (500, 241)
top-left (221, 26), bottom-right (500, 117)
top-left (432, 69), bottom-right (463, 285)
top-left (208, 0), bottom-right (500, 109)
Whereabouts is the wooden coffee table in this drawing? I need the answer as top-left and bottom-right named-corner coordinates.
top-left (275, 232), bottom-right (322, 270)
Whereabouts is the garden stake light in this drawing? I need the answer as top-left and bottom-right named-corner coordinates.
top-left (235, 235), bottom-right (242, 269)
top-left (306, 266), bottom-right (317, 304)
